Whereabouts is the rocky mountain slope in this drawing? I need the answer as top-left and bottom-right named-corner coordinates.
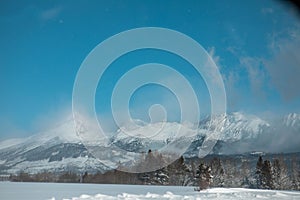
top-left (0, 112), bottom-right (299, 174)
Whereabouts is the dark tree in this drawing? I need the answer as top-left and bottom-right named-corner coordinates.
top-left (291, 156), bottom-right (300, 190)
top-left (138, 150), bottom-right (169, 185)
top-left (240, 160), bottom-right (254, 188)
top-left (196, 163), bottom-right (213, 190)
top-left (210, 157), bottom-right (225, 187)
top-left (168, 156), bottom-right (192, 186)
top-left (151, 167), bottom-right (169, 185)
top-left (261, 160), bottom-right (274, 189)
top-left (256, 156), bottom-right (264, 188)
top-left (272, 158), bottom-right (290, 190)
top-left (58, 172), bottom-right (79, 183)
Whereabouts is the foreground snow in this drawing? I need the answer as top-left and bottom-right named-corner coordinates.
top-left (69, 187), bottom-right (300, 200)
top-left (1, 182), bottom-right (300, 200)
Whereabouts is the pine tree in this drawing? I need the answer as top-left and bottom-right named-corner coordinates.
top-left (210, 157), bottom-right (225, 187)
top-left (139, 167), bottom-right (169, 185)
top-left (137, 150), bottom-right (156, 184)
top-left (168, 156), bottom-right (192, 186)
top-left (240, 160), bottom-right (254, 188)
top-left (138, 149), bottom-right (169, 185)
top-left (139, 172), bottom-right (151, 185)
top-left (261, 160), bottom-right (274, 189)
top-left (272, 158), bottom-right (290, 190)
top-left (195, 163), bottom-right (213, 190)
top-left (255, 156), bottom-right (264, 188)
top-left (291, 156), bottom-right (300, 190)
top-left (223, 157), bottom-right (239, 187)
top-left (152, 167), bottom-right (169, 185)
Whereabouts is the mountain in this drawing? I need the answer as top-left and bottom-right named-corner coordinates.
top-left (111, 112), bottom-right (270, 156)
top-left (283, 113), bottom-right (300, 130)
top-left (0, 120), bottom-right (110, 174)
top-left (0, 112), bottom-right (299, 174)
top-left (184, 112), bottom-right (271, 156)
top-left (199, 112), bottom-right (270, 142)
top-left (111, 121), bottom-right (197, 153)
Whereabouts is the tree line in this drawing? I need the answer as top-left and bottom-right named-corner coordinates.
top-left (8, 150), bottom-right (300, 191)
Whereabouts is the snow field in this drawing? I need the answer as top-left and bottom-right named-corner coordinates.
top-left (68, 188), bottom-right (300, 200)
top-left (1, 180), bottom-right (300, 200)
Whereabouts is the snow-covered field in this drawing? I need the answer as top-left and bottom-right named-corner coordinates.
top-left (1, 182), bottom-right (300, 200)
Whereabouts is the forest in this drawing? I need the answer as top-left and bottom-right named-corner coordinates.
top-left (9, 150), bottom-right (300, 191)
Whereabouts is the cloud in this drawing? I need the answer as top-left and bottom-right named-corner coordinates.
top-left (239, 56), bottom-right (267, 99)
top-left (225, 25), bottom-right (300, 105)
top-left (254, 118), bottom-right (300, 153)
top-left (40, 6), bottom-right (62, 21)
top-left (30, 104), bottom-right (73, 132)
top-left (209, 46), bottom-right (243, 111)
top-left (261, 7), bottom-right (274, 15)
top-left (0, 103), bottom-right (73, 141)
top-left (226, 44), bottom-right (269, 102)
top-left (226, 46), bottom-right (240, 56)
top-left (208, 46), bottom-right (220, 67)
top-left (222, 71), bottom-right (241, 110)
top-left (264, 27), bottom-right (300, 101)
top-left (218, 113), bottom-right (300, 154)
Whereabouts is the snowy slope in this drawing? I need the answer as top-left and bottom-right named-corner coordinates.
top-left (112, 112), bottom-right (271, 155)
top-left (0, 138), bottom-right (26, 150)
top-left (200, 112), bottom-right (270, 142)
top-left (0, 120), bottom-right (111, 174)
top-left (283, 113), bottom-right (300, 130)
top-left (0, 120), bottom-right (80, 152)
top-left (112, 112), bottom-right (270, 146)
top-left (70, 187), bottom-right (300, 200)
top-left (0, 112), bottom-right (299, 174)
top-left (111, 121), bottom-right (197, 152)
top-left (1, 182), bottom-right (300, 200)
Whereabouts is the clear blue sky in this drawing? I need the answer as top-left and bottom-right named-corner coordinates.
top-left (1, 0), bottom-right (300, 139)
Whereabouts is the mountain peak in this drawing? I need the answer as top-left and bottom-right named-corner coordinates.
top-left (284, 113), bottom-right (300, 128)
top-left (201, 112), bottom-right (270, 142)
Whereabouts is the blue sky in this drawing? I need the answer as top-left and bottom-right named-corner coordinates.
top-left (1, 0), bottom-right (300, 139)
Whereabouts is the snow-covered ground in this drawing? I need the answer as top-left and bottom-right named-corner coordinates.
top-left (1, 182), bottom-right (300, 200)
top-left (69, 187), bottom-right (300, 200)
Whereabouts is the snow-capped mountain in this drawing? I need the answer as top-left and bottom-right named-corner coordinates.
top-left (0, 112), bottom-right (299, 174)
top-left (111, 121), bottom-right (197, 153)
top-left (111, 112), bottom-right (270, 153)
top-left (110, 112), bottom-right (270, 156)
top-left (0, 120), bottom-right (110, 174)
top-left (283, 113), bottom-right (300, 130)
top-left (199, 112), bottom-right (270, 142)
top-left (0, 120), bottom-right (80, 151)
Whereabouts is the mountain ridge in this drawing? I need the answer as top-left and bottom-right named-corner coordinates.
top-left (0, 112), bottom-right (299, 174)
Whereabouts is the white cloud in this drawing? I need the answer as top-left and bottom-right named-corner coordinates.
top-left (261, 7), bottom-right (274, 15)
top-left (222, 71), bottom-right (241, 110)
top-left (31, 104), bottom-right (73, 132)
top-left (40, 6), bottom-right (62, 21)
top-left (208, 46), bottom-right (220, 68)
top-left (209, 46), bottom-right (243, 111)
top-left (225, 25), bottom-right (300, 104)
top-left (225, 45), bottom-right (268, 99)
top-left (226, 46), bottom-right (240, 56)
top-left (239, 56), bottom-right (267, 99)
top-left (264, 27), bottom-right (300, 101)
